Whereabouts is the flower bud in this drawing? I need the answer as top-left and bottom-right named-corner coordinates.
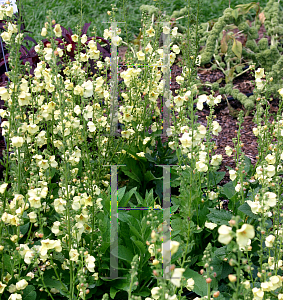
top-left (228, 274), bottom-right (237, 282)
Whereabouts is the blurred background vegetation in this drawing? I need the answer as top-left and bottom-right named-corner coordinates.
top-left (18, 0), bottom-right (274, 44)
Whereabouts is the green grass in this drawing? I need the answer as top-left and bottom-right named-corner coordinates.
top-left (19, 0), bottom-right (272, 46)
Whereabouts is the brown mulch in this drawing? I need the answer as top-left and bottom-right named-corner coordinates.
top-left (115, 22), bottom-right (281, 187)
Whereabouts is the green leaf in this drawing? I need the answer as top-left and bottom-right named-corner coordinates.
top-left (235, 2), bottom-right (260, 16)
top-left (207, 208), bottom-right (233, 225)
top-left (244, 155), bottom-right (251, 174)
top-left (119, 187), bottom-right (137, 207)
top-left (3, 254), bottom-right (13, 274)
top-left (144, 170), bottom-right (157, 184)
top-left (130, 225), bottom-right (143, 241)
top-left (209, 171), bottom-right (226, 185)
top-left (20, 222), bottom-right (30, 236)
top-left (232, 38), bottom-right (242, 59)
top-left (110, 286), bottom-right (118, 299)
top-left (231, 8), bottom-right (238, 20)
top-left (130, 237), bottom-right (146, 255)
top-left (238, 202), bottom-right (258, 219)
top-left (222, 181), bottom-right (236, 199)
top-left (121, 170), bottom-right (141, 183)
top-left (23, 285), bottom-right (36, 300)
top-left (133, 288), bottom-right (150, 297)
top-left (213, 246), bottom-right (228, 260)
top-left (44, 272), bottom-right (68, 296)
top-left (112, 245), bottom-right (134, 264)
top-left (144, 153), bottom-right (157, 163)
top-left (171, 205), bottom-right (179, 213)
top-left (183, 268), bottom-right (207, 297)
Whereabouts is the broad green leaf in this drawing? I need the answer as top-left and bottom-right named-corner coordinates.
top-left (122, 170), bottom-right (141, 183)
top-left (117, 187), bottom-right (127, 203)
top-left (119, 187), bottom-right (137, 207)
top-left (207, 208), bottom-right (233, 225)
top-left (232, 38), bottom-right (242, 59)
top-left (134, 190), bottom-right (144, 205)
top-left (130, 225), bottom-right (143, 241)
top-left (244, 155), bottom-right (252, 174)
top-left (23, 285), bottom-right (36, 300)
top-left (4, 254), bottom-right (13, 274)
top-left (238, 202), bottom-right (258, 219)
top-left (235, 2), bottom-right (260, 16)
top-left (222, 181), bottom-right (236, 199)
top-left (112, 245), bottom-right (134, 263)
top-left (144, 153), bottom-right (157, 163)
top-left (133, 288), bottom-right (150, 297)
top-left (231, 8), bottom-right (238, 20)
top-left (171, 205), bottom-right (179, 213)
top-left (130, 237), bottom-right (146, 255)
top-left (114, 273), bottom-right (138, 293)
top-left (213, 246), bottom-right (228, 260)
top-left (44, 272), bottom-right (68, 296)
top-left (144, 171), bottom-right (157, 184)
top-left (183, 268), bottom-right (207, 297)
top-left (209, 171), bottom-right (226, 185)
top-left (110, 287), bottom-right (118, 299)
top-left (20, 222), bottom-right (30, 236)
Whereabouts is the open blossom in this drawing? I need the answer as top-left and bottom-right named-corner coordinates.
top-left (225, 146), bottom-right (233, 156)
top-left (82, 80), bottom-right (93, 98)
top-left (137, 50), bottom-right (145, 61)
top-left (161, 240), bottom-right (180, 258)
top-left (264, 192), bottom-right (277, 207)
top-left (146, 26), bottom-right (155, 37)
top-left (0, 183), bottom-right (8, 194)
top-left (218, 225), bottom-right (232, 245)
top-left (151, 287), bottom-right (161, 299)
top-left (85, 254), bottom-right (96, 272)
top-left (265, 235), bottom-right (275, 247)
top-left (212, 121), bottom-right (222, 136)
top-left (205, 221), bottom-right (217, 230)
top-left (16, 279), bottom-right (28, 291)
top-left (196, 94), bottom-right (207, 110)
top-left (39, 239), bottom-right (62, 256)
top-left (186, 278), bottom-right (194, 291)
top-left (172, 45), bottom-right (180, 54)
top-left (170, 268), bottom-right (185, 287)
top-left (69, 248), bottom-right (79, 262)
top-left (196, 161), bottom-right (208, 172)
top-left (11, 136), bottom-right (24, 148)
top-left (0, 281), bottom-right (6, 293)
top-left (8, 294), bottom-right (22, 300)
top-left (236, 224), bottom-right (255, 248)
top-left (246, 200), bottom-right (262, 214)
top-left (53, 24), bottom-right (62, 37)
top-left (211, 154), bottom-right (222, 166)
top-left (229, 170), bottom-right (237, 181)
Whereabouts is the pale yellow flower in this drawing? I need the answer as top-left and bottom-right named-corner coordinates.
top-left (218, 225), bottom-right (232, 245)
top-left (186, 278), bottom-right (194, 291)
top-left (170, 268), bottom-right (185, 287)
top-left (265, 235), bottom-right (275, 247)
top-left (255, 68), bottom-right (264, 79)
top-left (53, 24), bottom-right (62, 37)
top-left (236, 224), bottom-right (255, 248)
top-left (225, 146), bottom-right (233, 156)
top-left (146, 26), bottom-right (155, 37)
top-left (16, 279), bottom-right (28, 291)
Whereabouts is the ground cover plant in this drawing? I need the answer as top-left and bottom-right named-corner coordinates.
top-left (1, 0), bottom-right (283, 300)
